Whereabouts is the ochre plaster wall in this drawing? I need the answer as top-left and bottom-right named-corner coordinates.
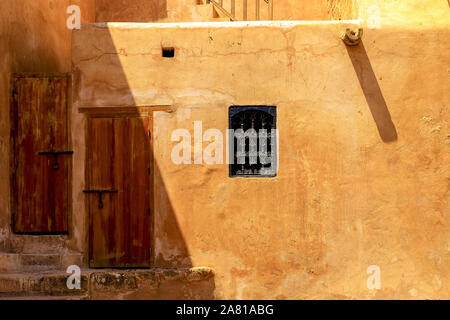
top-left (72, 1), bottom-right (450, 299)
top-left (0, 0), bottom-right (95, 251)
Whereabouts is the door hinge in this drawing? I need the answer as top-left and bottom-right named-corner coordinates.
top-left (148, 167), bottom-right (151, 175)
top-left (11, 213), bottom-right (15, 226)
top-left (148, 208), bottom-right (151, 216)
top-left (148, 130), bottom-right (151, 137)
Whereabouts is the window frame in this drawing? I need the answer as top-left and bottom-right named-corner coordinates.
top-left (228, 105), bottom-right (277, 178)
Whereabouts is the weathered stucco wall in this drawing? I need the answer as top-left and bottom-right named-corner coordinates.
top-left (72, 0), bottom-right (450, 299)
top-left (358, 0), bottom-right (449, 28)
top-left (0, 0), bottom-right (448, 300)
top-left (0, 0), bottom-right (95, 251)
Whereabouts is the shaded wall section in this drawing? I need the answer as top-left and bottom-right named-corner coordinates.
top-left (71, 25), bottom-right (194, 268)
top-left (0, 0), bottom-right (95, 250)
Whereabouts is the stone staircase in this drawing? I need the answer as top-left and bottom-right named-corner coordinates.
top-left (0, 270), bottom-right (90, 299)
top-left (0, 235), bottom-right (214, 300)
top-left (0, 234), bottom-right (85, 299)
top-left (0, 251), bottom-right (86, 299)
top-left (192, 0), bottom-right (274, 22)
top-left (198, 0), bottom-right (274, 22)
top-left (0, 235), bottom-right (83, 273)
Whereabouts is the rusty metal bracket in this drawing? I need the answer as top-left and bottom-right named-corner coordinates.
top-left (38, 151), bottom-right (74, 170)
top-left (341, 28), bottom-right (363, 46)
top-left (83, 190), bottom-right (118, 209)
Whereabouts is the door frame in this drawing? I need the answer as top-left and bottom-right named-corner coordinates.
top-left (10, 73), bottom-right (72, 234)
top-left (79, 106), bottom-right (171, 267)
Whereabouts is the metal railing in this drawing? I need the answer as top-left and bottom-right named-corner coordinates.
top-left (208, 0), bottom-right (273, 21)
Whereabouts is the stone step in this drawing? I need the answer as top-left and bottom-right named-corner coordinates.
top-left (0, 253), bottom-right (20, 272)
top-left (0, 270), bottom-right (89, 298)
top-left (0, 295), bottom-right (89, 300)
top-left (20, 253), bottom-right (61, 271)
top-left (0, 252), bottom-right (83, 272)
top-left (9, 235), bottom-right (66, 254)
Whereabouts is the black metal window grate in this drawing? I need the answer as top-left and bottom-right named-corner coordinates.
top-left (229, 106), bottom-right (277, 177)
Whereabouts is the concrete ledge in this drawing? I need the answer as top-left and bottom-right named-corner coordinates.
top-left (0, 267), bottom-right (214, 300)
top-left (86, 19), bottom-right (362, 29)
top-left (90, 267), bottom-right (215, 300)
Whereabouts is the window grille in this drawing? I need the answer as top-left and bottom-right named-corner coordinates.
top-left (229, 106), bottom-right (277, 177)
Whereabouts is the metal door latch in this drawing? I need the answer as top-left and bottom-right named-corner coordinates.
top-left (83, 189), bottom-right (118, 209)
top-left (38, 151), bottom-right (74, 170)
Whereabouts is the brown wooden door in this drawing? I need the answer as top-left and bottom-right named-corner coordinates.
top-left (11, 75), bottom-right (71, 233)
top-left (87, 115), bottom-right (151, 268)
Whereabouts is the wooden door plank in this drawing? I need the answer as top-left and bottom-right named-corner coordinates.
top-left (88, 115), bottom-right (151, 268)
top-left (88, 118), bottom-right (115, 267)
top-left (127, 117), bottom-right (150, 266)
top-left (112, 117), bottom-right (130, 267)
top-left (41, 78), bottom-right (69, 232)
top-left (12, 76), bottom-right (69, 233)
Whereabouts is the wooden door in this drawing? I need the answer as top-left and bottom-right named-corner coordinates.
top-left (11, 74), bottom-right (71, 233)
top-left (86, 114), bottom-right (151, 268)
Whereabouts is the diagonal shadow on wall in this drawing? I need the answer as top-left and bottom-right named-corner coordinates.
top-left (346, 41), bottom-right (398, 142)
top-left (72, 24), bottom-right (204, 274)
top-left (72, 23), bottom-right (217, 298)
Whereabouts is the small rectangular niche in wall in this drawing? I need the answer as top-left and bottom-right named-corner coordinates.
top-left (229, 106), bottom-right (277, 178)
top-left (162, 47), bottom-right (175, 58)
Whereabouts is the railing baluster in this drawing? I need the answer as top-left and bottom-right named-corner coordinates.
top-left (231, 0), bottom-right (235, 19)
top-left (255, 0), bottom-right (260, 20)
top-left (243, 0), bottom-right (247, 20)
top-left (268, 0), bottom-right (273, 20)
top-left (210, 0), bottom-right (235, 21)
top-left (209, 0), bottom-right (272, 22)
